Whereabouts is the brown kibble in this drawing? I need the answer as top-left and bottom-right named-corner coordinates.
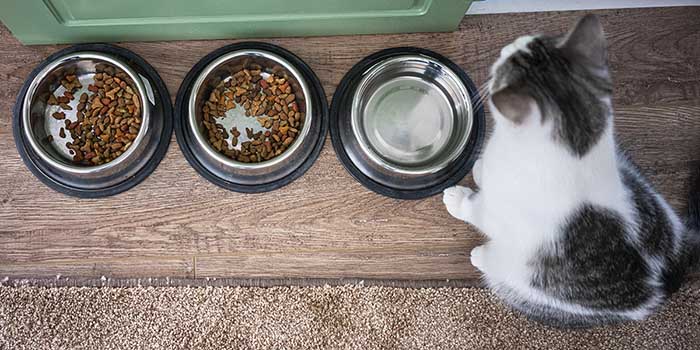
top-left (59, 128), bottom-right (66, 138)
top-left (92, 97), bottom-right (104, 109)
top-left (105, 87), bottom-right (120, 100)
top-left (51, 69), bottom-right (142, 165)
top-left (47, 95), bottom-right (58, 105)
top-left (52, 112), bottom-right (66, 120)
top-left (202, 69), bottom-right (304, 162)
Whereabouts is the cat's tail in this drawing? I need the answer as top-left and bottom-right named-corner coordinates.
top-left (663, 168), bottom-right (700, 294)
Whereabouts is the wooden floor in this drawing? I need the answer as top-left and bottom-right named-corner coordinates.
top-left (1, 7), bottom-right (699, 285)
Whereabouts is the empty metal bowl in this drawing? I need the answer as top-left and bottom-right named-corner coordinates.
top-left (13, 44), bottom-right (173, 197)
top-left (175, 42), bottom-right (328, 192)
top-left (330, 48), bottom-right (485, 199)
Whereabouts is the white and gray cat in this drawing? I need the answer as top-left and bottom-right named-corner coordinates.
top-left (443, 15), bottom-right (699, 328)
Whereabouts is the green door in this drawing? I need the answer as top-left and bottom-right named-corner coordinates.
top-left (0, 0), bottom-right (473, 45)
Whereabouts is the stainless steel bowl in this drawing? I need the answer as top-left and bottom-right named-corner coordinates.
top-left (14, 45), bottom-right (172, 197)
top-left (331, 48), bottom-right (484, 199)
top-left (22, 52), bottom-right (155, 189)
top-left (177, 43), bottom-right (327, 191)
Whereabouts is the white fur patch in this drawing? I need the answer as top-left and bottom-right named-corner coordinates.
top-left (490, 35), bottom-right (536, 80)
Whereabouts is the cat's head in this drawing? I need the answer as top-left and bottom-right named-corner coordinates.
top-left (488, 15), bottom-right (613, 157)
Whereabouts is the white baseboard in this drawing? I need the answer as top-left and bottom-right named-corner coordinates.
top-left (466, 0), bottom-right (700, 15)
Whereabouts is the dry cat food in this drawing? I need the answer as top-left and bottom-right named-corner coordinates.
top-left (202, 67), bottom-right (305, 163)
top-left (48, 69), bottom-right (141, 165)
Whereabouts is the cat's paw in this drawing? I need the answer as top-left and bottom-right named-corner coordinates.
top-left (472, 159), bottom-right (483, 187)
top-left (443, 186), bottom-right (474, 221)
top-left (470, 245), bottom-right (486, 272)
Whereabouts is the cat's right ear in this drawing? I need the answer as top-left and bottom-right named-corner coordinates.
top-left (491, 87), bottom-right (533, 124)
top-left (560, 14), bottom-right (607, 69)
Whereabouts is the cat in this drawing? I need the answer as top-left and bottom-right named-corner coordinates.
top-left (442, 14), bottom-right (699, 328)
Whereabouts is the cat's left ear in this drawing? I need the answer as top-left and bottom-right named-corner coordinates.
top-left (559, 14), bottom-right (608, 69)
top-left (491, 87), bottom-right (534, 124)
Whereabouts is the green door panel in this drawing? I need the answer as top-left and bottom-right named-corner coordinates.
top-left (0, 0), bottom-right (473, 45)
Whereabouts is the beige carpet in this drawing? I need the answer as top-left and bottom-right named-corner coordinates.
top-left (0, 286), bottom-right (698, 350)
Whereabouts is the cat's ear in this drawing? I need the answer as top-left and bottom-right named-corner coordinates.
top-left (491, 87), bottom-right (533, 124)
top-left (560, 14), bottom-right (607, 69)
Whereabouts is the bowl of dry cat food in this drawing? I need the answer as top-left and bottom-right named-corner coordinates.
top-left (175, 42), bottom-right (327, 192)
top-left (330, 47), bottom-right (485, 199)
top-left (13, 44), bottom-right (172, 197)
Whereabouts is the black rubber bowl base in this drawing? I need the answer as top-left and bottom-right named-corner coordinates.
top-left (12, 44), bottom-right (173, 198)
top-left (174, 42), bottom-right (328, 193)
top-left (329, 47), bottom-right (486, 200)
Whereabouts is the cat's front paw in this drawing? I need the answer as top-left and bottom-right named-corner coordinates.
top-left (472, 159), bottom-right (483, 187)
top-left (443, 186), bottom-right (474, 221)
top-left (470, 245), bottom-right (486, 272)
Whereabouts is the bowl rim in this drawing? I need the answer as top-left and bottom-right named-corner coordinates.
top-left (12, 44), bottom-right (173, 198)
top-left (329, 47), bottom-right (486, 200)
top-left (174, 41), bottom-right (328, 193)
top-left (187, 49), bottom-right (313, 170)
top-left (22, 51), bottom-right (151, 174)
